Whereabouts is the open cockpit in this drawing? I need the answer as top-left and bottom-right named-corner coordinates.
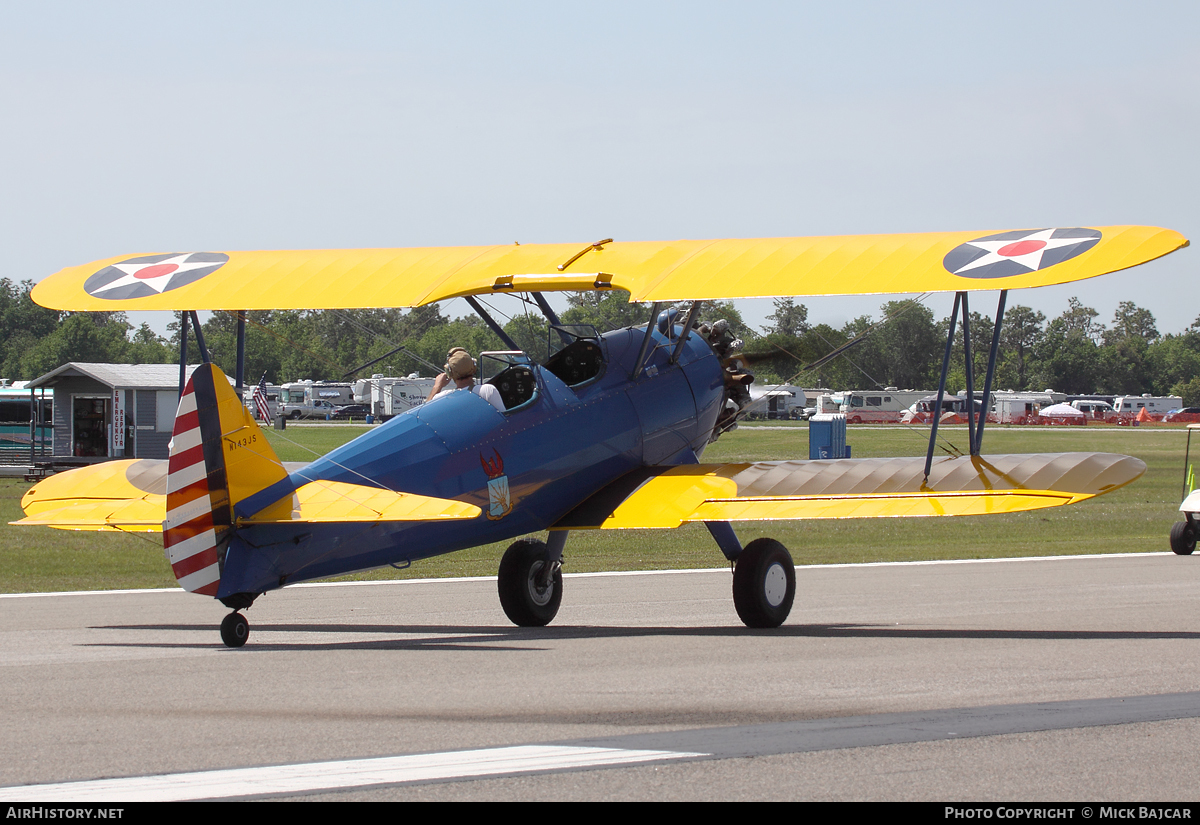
top-left (472, 323), bottom-right (608, 413)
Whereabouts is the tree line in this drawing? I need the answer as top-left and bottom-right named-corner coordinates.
top-left (3, 277), bottom-right (1198, 405)
top-left (748, 296), bottom-right (1200, 405)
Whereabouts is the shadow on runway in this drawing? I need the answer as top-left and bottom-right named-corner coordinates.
top-left (83, 621), bottom-right (1200, 652)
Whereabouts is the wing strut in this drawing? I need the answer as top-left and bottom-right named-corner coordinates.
top-left (176, 310), bottom-right (213, 399)
top-left (925, 292), bottom-right (960, 480)
top-left (924, 290), bottom-right (1009, 479)
top-left (670, 301), bottom-right (704, 364)
top-left (189, 311), bottom-right (210, 364)
top-left (974, 290), bottom-right (1007, 455)
top-left (531, 292), bottom-right (574, 347)
top-left (235, 310), bottom-right (246, 394)
top-left (177, 311), bottom-right (189, 399)
top-left (464, 295), bottom-right (520, 351)
top-left (632, 302), bottom-right (664, 377)
top-left (962, 293), bottom-right (976, 444)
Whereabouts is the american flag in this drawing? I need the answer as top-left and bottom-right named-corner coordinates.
top-left (252, 373), bottom-right (272, 422)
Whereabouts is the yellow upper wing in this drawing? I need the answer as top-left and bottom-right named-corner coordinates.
top-left (31, 226), bottom-right (1187, 311)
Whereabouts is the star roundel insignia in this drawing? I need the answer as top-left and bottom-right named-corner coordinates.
top-left (83, 252), bottom-right (230, 300)
top-left (943, 228), bottom-right (1102, 280)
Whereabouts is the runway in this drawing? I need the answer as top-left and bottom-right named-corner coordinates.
top-left (2, 553), bottom-right (1199, 801)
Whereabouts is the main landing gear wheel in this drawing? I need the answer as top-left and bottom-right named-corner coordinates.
top-left (497, 538), bottom-right (562, 627)
top-left (220, 612), bottom-right (249, 648)
top-left (732, 538), bottom-right (795, 628)
top-left (1170, 521), bottom-right (1197, 555)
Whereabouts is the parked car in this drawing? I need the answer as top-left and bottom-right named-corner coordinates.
top-left (1164, 407), bottom-right (1200, 424)
top-left (1070, 399), bottom-right (1115, 420)
top-left (332, 404), bottom-right (371, 420)
top-left (282, 399), bottom-right (338, 419)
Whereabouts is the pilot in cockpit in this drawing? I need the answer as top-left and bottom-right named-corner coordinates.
top-left (424, 347), bottom-right (506, 411)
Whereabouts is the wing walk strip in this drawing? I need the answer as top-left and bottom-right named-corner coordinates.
top-left (4, 691), bottom-right (1199, 801)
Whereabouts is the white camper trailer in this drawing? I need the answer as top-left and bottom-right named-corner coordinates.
top-left (748, 385), bottom-right (806, 420)
top-left (353, 374), bottom-right (438, 420)
top-left (1113, 395), bottom-right (1183, 418)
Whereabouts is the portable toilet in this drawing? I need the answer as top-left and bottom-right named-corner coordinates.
top-left (809, 413), bottom-right (851, 459)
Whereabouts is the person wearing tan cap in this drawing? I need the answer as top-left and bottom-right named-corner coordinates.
top-left (425, 348), bottom-right (505, 411)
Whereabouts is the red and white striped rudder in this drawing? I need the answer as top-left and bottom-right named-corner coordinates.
top-left (163, 365), bottom-right (233, 596)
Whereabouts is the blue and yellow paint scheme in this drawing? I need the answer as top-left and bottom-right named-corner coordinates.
top-left (12, 225), bottom-right (1187, 640)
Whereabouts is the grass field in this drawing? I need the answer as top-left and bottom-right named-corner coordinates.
top-left (0, 422), bottom-right (1191, 593)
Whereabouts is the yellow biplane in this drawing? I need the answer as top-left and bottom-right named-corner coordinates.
top-left (14, 225), bottom-right (1188, 646)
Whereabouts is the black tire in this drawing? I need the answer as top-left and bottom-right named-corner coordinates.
top-left (290, 410), bottom-right (302, 420)
top-left (220, 612), bottom-right (249, 648)
top-left (732, 538), bottom-right (795, 628)
top-left (497, 538), bottom-right (562, 627)
top-left (1170, 521), bottom-right (1196, 555)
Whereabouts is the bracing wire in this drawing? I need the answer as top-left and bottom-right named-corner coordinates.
top-left (728, 293), bottom-right (968, 458)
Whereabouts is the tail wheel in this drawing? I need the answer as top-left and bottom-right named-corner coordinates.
top-left (1170, 521), bottom-right (1196, 555)
top-left (733, 538), bottom-right (795, 628)
top-left (220, 612), bottom-right (249, 648)
top-left (498, 538), bottom-right (562, 627)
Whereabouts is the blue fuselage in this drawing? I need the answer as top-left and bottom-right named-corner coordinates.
top-left (218, 324), bottom-right (725, 597)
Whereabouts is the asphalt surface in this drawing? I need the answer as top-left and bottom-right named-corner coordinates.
top-left (2, 553), bottom-right (1199, 801)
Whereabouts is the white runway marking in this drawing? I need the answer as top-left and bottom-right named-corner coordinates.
top-left (0, 552), bottom-right (1171, 598)
top-left (0, 745), bottom-right (708, 802)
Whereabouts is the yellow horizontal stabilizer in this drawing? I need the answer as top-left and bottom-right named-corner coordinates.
top-left (13, 500), bottom-right (165, 532)
top-left (239, 480), bottom-right (481, 524)
top-left (32, 226), bottom-right (1187, 311)
top-left (11, 460), bottom-right (479, 529)
top-left (13, 459), bottom-right (166, 532)
top-left (553, 452), bottom-right (1145, 530)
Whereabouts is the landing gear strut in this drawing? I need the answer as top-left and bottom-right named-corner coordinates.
top-left (497, 538), bottom-right (563, 626)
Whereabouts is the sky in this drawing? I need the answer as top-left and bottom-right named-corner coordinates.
top-left (2, 1), bottom-right (1197, 340)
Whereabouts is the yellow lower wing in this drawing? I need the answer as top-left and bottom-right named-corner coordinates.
top-left (553, 453), bottom-right (1145, 530)
top-left (12, 459), bottom-right (480, 531)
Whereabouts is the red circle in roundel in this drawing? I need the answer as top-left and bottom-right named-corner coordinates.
top-left (942, 228), bottom-right (1103, 280)
top-left (134, 264), bottom-right (179, 280)
top-left (997, 240), bottom-right (1046, 257)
